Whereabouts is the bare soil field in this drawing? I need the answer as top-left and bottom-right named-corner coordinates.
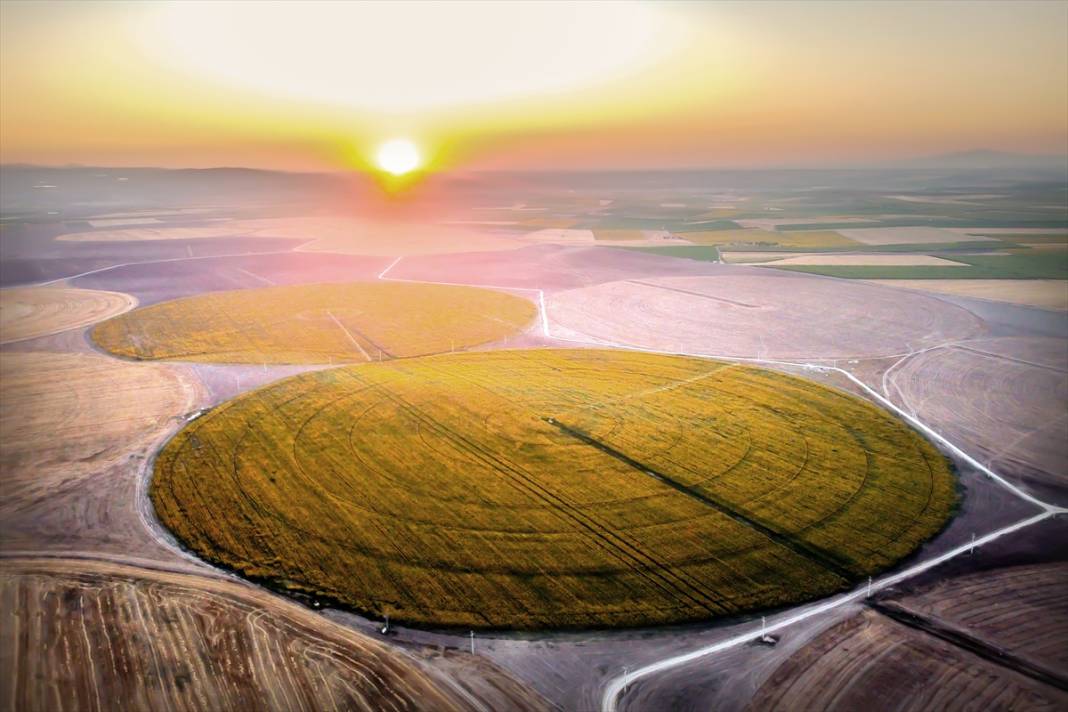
top-left (278, 217), bottom-right (523, 255)
top-left (590, 230), bottom-right (677, 246)
top-left (547, 273), bottom-right (983, 359)
top-left (747, 608), bottom-right (1066, 711)
top-left (72, 252), bottom-right (393, 305)
top-left (0, 352), bottom-right (200, 535)
top-left (603, 514), bottom-right (1066, 712)
top-left (0, 221), bottom-right (306, 287)
top-left (720, 251), bottom-right (789, 264)
top-left (748, 564), bottom-right (1068, 712)
top-left (0, 557), bottom-right (548, 712)
top-left (85, 217), bottom-right (165, 227)
top-left (887, 337), bottom-right (1067, 492)
top-left (760, 254), bottom-right (967, 267)
top-left (93, 282), bottom-right (537, 364)
top-left (895, 563), bottom-right (1068, 675)
top-left (0, 287), bottom-right (135, 343)
top-left (839, 227), bottom-right (999, 245)
top-left (681, 229), bottom-right (857, 248)
top-left (387, 244), bottom-right (721, 291)
top-left (55, 217), bottom-right (525, 256)
top-left (522, 228), bottom-right (596, 243)
top-left (55, 225), bottom-right (288, 242)
top-left (594, 230), bottom-right (647, 241)
top-left (867, 279), bottom-right (1068, 311)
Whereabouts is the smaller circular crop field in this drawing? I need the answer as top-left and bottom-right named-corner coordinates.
top-left (153, 349), bottom-right (956, 630)
top-left (91, 282), bottom-right (536, 364)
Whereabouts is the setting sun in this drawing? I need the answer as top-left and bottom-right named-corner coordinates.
top-left (375, 139), bottom-right (421, 175)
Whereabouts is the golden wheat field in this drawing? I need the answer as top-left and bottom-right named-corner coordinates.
top-left (152, 349), bottom-right (956, 630)
top-left (92, 282), bottom-right (537, 364)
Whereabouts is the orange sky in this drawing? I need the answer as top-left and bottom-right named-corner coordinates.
top-left (1, 1), bottom-right (1066, 172)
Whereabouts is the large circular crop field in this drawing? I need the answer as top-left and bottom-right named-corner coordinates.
top-left (153, 349), bottom-right (956, 629)
top-left (92, 282), bottom-right (536, 364)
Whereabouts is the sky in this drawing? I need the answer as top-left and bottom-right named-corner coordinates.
top-left (1, 0), bottom-right (1066, 173)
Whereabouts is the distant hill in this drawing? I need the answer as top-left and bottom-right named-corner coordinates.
top-left (0, 164), bottom-right (350, 216)
top-left (898, 149), bottom-right (1068, 172)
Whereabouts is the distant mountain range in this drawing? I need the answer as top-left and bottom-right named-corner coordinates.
top-left (895, 149), bottom-right (1068, 172)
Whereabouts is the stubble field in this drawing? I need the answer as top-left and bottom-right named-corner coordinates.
top-left (749, 564), bottom-right (1068, 711)
top-left (0, 351), bottom-right (199, 531)
top-left (0, 557), bottom-right (548, 712)
top-left (548, 274), bottom-right (982, 359)
top-left (888, 337), bottom-right (1067, 491)
top-left (152, 349), bottom-right (955, 630)
top-left (0, 287), bottom-right (136, 344)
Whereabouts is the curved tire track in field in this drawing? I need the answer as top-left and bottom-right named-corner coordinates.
top-left (0, 286), bottom-right (136, 344)
top-left (0, 557), bottom-right (525, 712)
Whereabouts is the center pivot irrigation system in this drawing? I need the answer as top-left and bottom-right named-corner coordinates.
top-left (376, 255), bottom-right (1066, 712)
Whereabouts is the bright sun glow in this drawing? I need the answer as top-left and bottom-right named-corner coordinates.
top-left (376, 139), bottom-right (421, 175)
top-left (145, 1), bottom-right (686, 113)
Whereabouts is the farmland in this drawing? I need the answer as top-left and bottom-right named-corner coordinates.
top-left (865, 280), bottom-right (1068, 310)
top-left (764, 251), bottom-right (1068, 279)
top-left (0, 351), bottom-right (199, 533)
top-left (0, 557), bottom-right (548, 712)
top-left (2, 163), bottom-right (1066, 711)
top-left (152, 349), bottom-right (955, 630)
top-left (547, 274), bottom-right (982, 359)
top-left (749, 564), bottom-right (1068, 711)
top-left (747, 609), bottom-right (1066, 711)
top-left (0, 287), bottom-right (135, 344)
top-left (754, 254), bottom-right (968, 267)
top-left (681, 229), bottom-right (858, 248)
top-left (92, 282), bottom-right (537, 364)
top-left (886, 337), bottom-right (1068, 490)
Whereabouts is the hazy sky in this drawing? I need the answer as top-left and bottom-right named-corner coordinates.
top-left (2, 0), bottom-right (1066, 172)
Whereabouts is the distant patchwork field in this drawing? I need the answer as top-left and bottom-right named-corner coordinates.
top-left (152, 349), bottom-right (955, 629)
top-left (868, 280), bottom-right (1068, 311)
top-left (754, 254), bottom-right (967, 267)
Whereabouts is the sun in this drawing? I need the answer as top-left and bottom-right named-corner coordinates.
top-left (375, 139), bottom-right (421, 175)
